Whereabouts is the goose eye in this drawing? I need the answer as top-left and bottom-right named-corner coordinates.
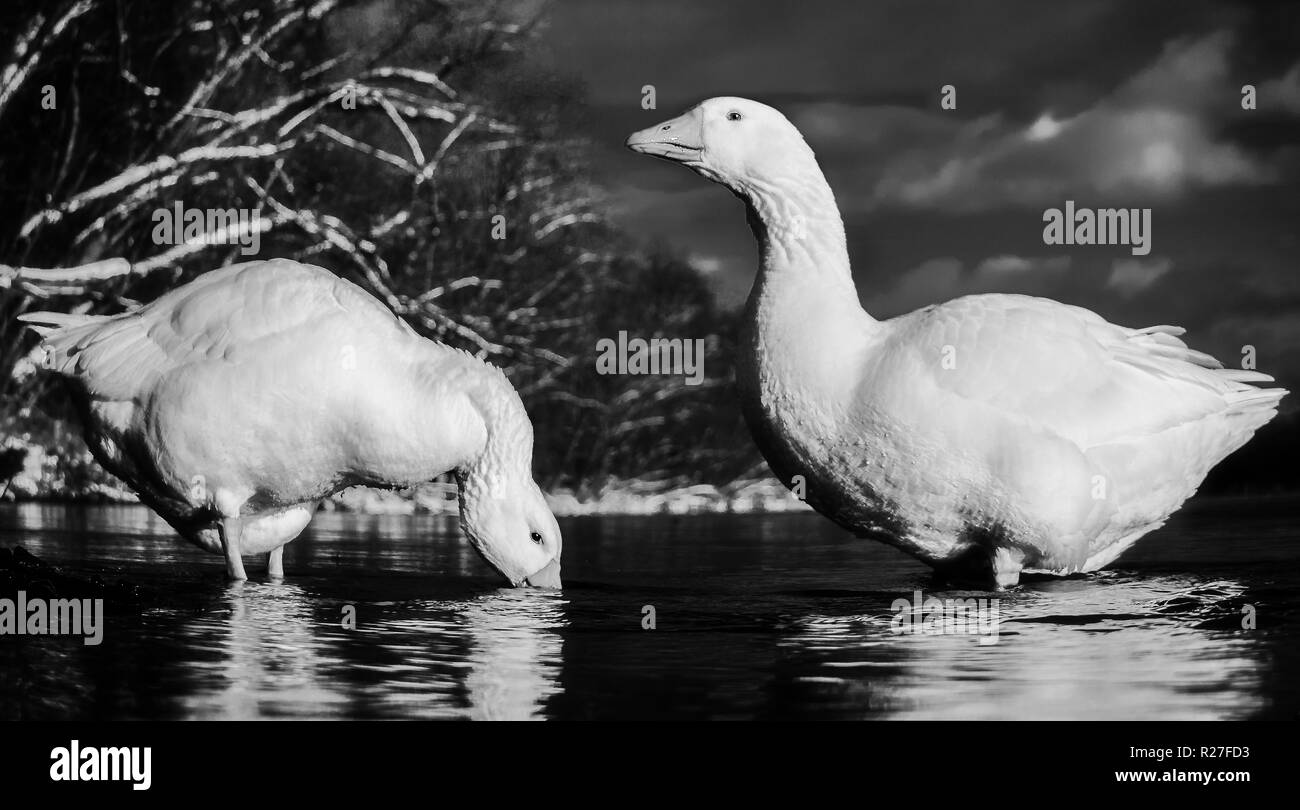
top-left (530, 531), bottom-right (544, 545)
top-left (727, 111), bottom-right (743, 121)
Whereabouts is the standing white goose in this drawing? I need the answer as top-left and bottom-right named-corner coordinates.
top-left (627, 97), bottom-right (1285, 587)
top-left (20, 259), bottom-right (562, 587)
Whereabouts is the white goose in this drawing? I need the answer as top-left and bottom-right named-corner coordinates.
top-left (628, 97), bottom-right (1285, 587)
top-left (20, 260), bottom-right (562, 587)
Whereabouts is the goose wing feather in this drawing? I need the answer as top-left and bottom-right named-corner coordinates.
top-left (887, 293), bottom-right (1284, 450)
top-left (21, 260), bottom-right (412, 400)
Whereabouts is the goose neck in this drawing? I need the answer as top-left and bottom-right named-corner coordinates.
top-left (733, 160), bottom-right (879, 406)
top-left (459, 369), bottom-right (533, 496)
top-left (735, 162), bottom-right (853, 291)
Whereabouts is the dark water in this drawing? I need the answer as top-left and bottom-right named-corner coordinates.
top-left (1, 495), bottom-right (1297, 720)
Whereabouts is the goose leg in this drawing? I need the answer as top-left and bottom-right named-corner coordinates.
top-left (991, 547), bottom-right (1024, 589)
top-left (267, 546), bottom-right (284, 579)
top-left (219, 517), bottom-right (248, 581)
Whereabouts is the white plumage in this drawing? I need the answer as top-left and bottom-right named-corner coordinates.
top-left (628, 97), bottom-right (1285, 586)
top-left (20, 259), bottom-right (562, 587)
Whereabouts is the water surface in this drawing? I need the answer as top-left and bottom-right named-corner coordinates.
top-left (1, 496), bottom-right (1296, 720)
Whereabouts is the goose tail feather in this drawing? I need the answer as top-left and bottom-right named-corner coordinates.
top-left (16, 311), bottom-right (119, 376)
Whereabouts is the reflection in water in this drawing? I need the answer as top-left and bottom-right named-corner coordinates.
top-left (0, 498), bottom-right (1296, 719)
top-left (171, 573), bottom-right (564, 719)
top-left (460, 591), bottom-right (565, 720)
top-left (335, 589), bottom-right (566, 720)
top-left (773, 574), bottom-right (1264, 720)
top-left (179, 581), bottom-right (349, 719)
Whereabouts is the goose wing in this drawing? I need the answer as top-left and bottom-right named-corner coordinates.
top-left (886, 293), bottom-right (1284, 449)
top-left (21, 259), bottom-right (413, 401)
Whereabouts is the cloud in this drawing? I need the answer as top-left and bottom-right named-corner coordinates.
top-left (688, 254), bottom-right (725, 275)
top-left (796, 30), bottom-right (1279, 213)
top-left (976, 254), bottom-right (1068, 275)
top-left (541, 0), bottom-right (1143, 108)
top-left (1260, 62), bottom-right (1300, 115)
top-left (1107, 257), bottom-right (1173, 296)
top-left (1209, 314), bottom-right (1300, 366)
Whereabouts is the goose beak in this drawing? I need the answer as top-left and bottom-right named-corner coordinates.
top-left (626, 109), bottom-right (704, 161)
top-left (524, 558), bottom-right (562, 589)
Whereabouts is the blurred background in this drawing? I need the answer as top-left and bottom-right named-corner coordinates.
top-left (2, 0), bottom-right (1298, 508)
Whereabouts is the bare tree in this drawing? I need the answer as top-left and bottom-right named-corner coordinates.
top-left (0, 0), bottom-right (758, 501)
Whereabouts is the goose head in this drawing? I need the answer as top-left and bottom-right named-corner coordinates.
top-left (625, 97), bottom-right (812, 189)
top-left (460, 474), bottom-right (563, 588)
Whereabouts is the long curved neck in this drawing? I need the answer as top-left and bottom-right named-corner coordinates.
top-left (732, 151), bottom-right (878, 409)
top-left (735, 153), bottom-right (860, 302)
top-left (456, 364), bottom-right (534, 498)
top-left (396, 343), bottom-right (532, 496)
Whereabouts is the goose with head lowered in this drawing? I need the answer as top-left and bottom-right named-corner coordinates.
top-left (628, 97), bottom-right (1285, 588)
top-left (20, 259), bottom-right (562, 587)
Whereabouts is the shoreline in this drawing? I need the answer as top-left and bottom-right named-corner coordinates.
top-left (5, 439), bottom-right (1295, 517)
top-left (4, 481), bottom-right (1295, 518)
top-left (0, 475), bottom-right (814, 517)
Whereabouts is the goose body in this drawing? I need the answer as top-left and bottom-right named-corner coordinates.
top-left (21, 260), bottom-right (562, 586)
top-left (629, 98), bottom-right (1285, 586)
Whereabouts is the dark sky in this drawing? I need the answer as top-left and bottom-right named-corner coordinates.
top-left (528, 0), bottom-right (1300, 410)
